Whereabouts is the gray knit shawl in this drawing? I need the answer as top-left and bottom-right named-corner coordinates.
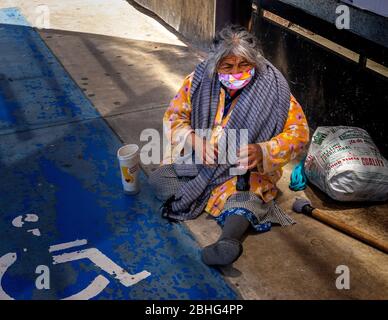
top-left (167, 59), bottom-right (290, 220)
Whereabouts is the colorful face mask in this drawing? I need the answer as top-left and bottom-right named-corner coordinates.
top-left (218, 68), bottom-right (255, 90)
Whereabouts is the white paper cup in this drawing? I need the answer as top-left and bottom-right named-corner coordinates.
top-left (117, 144), bottom-right (140, 195)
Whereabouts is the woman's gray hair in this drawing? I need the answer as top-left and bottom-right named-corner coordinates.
top-left (207, 25), bottom-right (266, 77)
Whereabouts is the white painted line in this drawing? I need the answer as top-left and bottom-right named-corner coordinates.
top-left (11, 216), bottom-right (23, 228)
top-left (62, 275), bottom-right (110, 300)
top-left (27, 228), bottom-right (41, 237)
top-left (0, 253), bottom-right (17, 300)
top-left (49, 239), bottom-right (88, 253)
top-left (12, 214), bottom-right (39, 228)
top-left (52, 248), bottom-right (151, 287)
top-left (25, 214), bottom-right (39, 223)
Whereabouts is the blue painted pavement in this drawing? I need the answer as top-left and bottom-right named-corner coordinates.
top-left (0, 8), bottom-right (238, 300)
top-left (0, 8), bottom-right (99, 134)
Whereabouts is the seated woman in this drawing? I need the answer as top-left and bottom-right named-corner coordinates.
top-left (149, 25), bottom-right (309, 267)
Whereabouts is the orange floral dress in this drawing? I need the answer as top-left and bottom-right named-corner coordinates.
top-left (163, 73), bottom-right (309, 217)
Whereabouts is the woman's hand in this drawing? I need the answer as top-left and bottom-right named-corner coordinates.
top-left (237, 144), bottom-right (263, 170)
top-left (188, 132), bottom-right (218, 165)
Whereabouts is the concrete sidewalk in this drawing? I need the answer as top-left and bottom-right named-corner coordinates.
top-left (2, 0), bottom-right (387, 299)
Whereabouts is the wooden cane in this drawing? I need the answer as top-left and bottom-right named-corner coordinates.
top-left (293, 198), bottom-right (388, 254)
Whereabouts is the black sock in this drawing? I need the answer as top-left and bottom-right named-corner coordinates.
top-left (201, 214), bottom-right (250, 266)
top-left (219, 214), bottom-right (250, 241)
top-left (220, 215), bottom-right (250, 241)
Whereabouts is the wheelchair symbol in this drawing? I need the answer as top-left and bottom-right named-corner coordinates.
top-left (0, 238), bottom-right (151, 300)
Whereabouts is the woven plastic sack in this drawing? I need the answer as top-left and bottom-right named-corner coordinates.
top-left (304, 126), bottom-right (388, 202)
